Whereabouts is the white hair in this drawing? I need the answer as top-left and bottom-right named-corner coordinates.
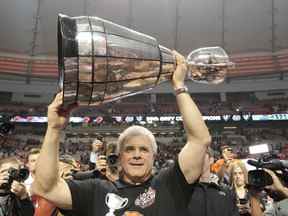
top-left (117, 125), bottom-right (157, 154)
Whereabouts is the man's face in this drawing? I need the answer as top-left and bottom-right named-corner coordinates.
top-left (222, 148), bottom-right (234, 162)
top-left (27, 153), bottom-right (39, 174)
top-left (92, 140), bottom-right (103, 153)
top-left (119, 135), bottom-right (155, 184)
top-left (233, 166), bottom-right (245, 187)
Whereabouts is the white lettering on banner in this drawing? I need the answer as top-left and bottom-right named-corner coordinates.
top-left (203, 115), bottom-right (221, 121)
top-left (125, 116), bottom-right (134, 123)
top-left (232, 115), bottom-right (241, 121)
top-left (112, 116), bottom-right (122, 122)
top-left (159, 116), bottom-right (175, 122)
top-left (175, 116), bottom-right (182, 121)
top-left (222, 114), bottom-right (231, 121)
top-left (136, 116), bottom-right (143, 122)
top-left (146, 116), bottom-right (159, 123)
top-left (242, 114), bottom-right (251, 121)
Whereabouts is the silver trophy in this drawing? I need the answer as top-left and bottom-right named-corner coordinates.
top-left (105, 193), bottom-right (128, 216)
top-left (58, 14), bottom-right (234, 107)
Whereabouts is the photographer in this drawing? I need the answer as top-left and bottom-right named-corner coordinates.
top-left (72, 143), bottom-right (119, 182)
top-left (88, 138), bottom-right (104, 170)
top-left (263, 169), bottom-right (288, 216)
top-left (0, 157), bottom-right (34, 216)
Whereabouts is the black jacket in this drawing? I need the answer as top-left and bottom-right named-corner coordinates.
top-left (188, 182), bottom-right (239, 216)
top-left (0, 194), bottom-right (34, 216)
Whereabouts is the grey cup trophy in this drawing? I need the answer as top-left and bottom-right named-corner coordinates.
top-left (58, 14), bottom-right (234, 107)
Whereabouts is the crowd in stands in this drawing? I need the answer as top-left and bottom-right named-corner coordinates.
top-left (1, 124), bottom-right (288, 169)
top-left (1, 93), bottom-right (288, 117)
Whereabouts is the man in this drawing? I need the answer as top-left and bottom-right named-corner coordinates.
top-left (74, 142), bottom-right (119, 182)
top-left (188, 147), bottom-right (239, 216)
top-left (212, 145), bottom-right (236, 185)
top-left (264, 169), bottom-right (288, 216)
top-left (32, 51), bottom-right (211, 215)
top-left (25, 148), bottom-right (40, 195)
top-left (89, 139), bottom-right (104, 170)
top-left (0, 157), bottom-right (34, 216)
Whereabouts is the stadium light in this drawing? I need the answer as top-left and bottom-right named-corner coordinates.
top-left (248, 144), bottom-right (270, 155)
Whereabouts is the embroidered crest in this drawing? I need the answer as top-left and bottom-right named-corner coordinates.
top-left (134, 187), bottom-right (156, 209)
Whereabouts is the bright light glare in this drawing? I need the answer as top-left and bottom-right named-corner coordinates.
top-left (249, 144), bottom-right (269, 154)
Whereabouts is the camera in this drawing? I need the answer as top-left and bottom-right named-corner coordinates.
top-left (248, 169), bottom-right (273, 188)
top-left (247, 159), bottom-right (288, 188)
top-left (107, 153), bottom-right (118, 166)
top-left (0, 167), bottom-right (29, 191)
top-left (247, 158), bottom-right (288, 201)
top-left (0, 121), bottom-right (14, 137)
top-left (239, 198), bottom-right (249, 205)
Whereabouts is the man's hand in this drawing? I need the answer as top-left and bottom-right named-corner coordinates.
top-left (0, 170), bottom-right (9, 189)
top-left (264, 169), bottom-right (286, 192)
top-left (237, 203), bottom-right (250, 215)
top-left (172, 50), bottom-right (188, 89)
top-left (48, 92), bottom-right (78, 130)
top-left (96, 155), bottom-right (107, 175)
top-left (11, 181), bottom-right (29, 200)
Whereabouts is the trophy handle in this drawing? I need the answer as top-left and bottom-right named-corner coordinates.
top-left (121, 198), bottom-right (128, 208)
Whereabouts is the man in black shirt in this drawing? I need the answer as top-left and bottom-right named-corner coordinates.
top-left (188, 148), bottom-right (239, 216)
top-left (33, 51), bottom-right (212, 216)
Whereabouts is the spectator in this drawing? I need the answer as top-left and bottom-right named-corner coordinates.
top-left (229, 160), bottom-right (263, 216)
top-left (24, 148), bottom-right (40, 196)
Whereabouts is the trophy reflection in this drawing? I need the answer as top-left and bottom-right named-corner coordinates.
top-left (105, 193), bottom-right (128, 216)
top-left (58, 14), bottom-right (234, 107)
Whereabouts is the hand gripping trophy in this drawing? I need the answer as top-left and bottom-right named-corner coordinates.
top-left (57, 14), bottom-right (234, 107)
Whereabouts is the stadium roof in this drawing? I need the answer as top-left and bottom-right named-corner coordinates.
top-left (0, 0), bottom-right (287, 56)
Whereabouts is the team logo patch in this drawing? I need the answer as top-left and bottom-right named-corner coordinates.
top-left (135, 187), bottom-right (156, 209)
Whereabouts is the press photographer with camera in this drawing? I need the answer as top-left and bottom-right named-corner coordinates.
top-left (0, 157), bottom-right (34, 216)
top-left (263, 168), bottom-right (288, 216)
top-left (88, 138), bottom-right (104, 170)
top-left (72, 143), bottom-right (119, 182)
top-left (247, 158), bottom-right (288, 216)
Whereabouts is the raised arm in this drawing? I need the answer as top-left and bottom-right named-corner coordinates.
top-left (172, 51), bottom-right (211, 184)
top-left (32, 93), bottom-right (76, 209)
